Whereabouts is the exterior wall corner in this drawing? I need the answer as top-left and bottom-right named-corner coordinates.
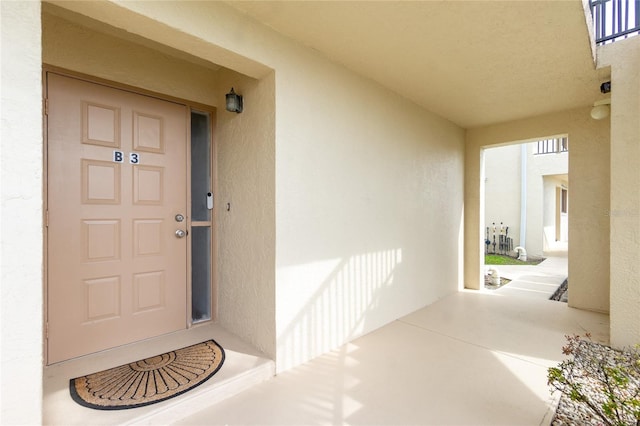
top-left (1, 1), bottom-right (44, 424)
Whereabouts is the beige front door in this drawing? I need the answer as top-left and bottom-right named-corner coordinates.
top-left (46, 73), bottom-right (188, 364)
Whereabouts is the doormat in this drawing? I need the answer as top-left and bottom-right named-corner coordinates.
top-left (70, 340), bottom-right (225, 410)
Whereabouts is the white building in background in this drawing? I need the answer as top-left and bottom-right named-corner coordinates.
top-left (484, 138), bottom-right (568, 258)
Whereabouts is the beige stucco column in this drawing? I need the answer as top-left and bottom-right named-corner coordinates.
top-left (465, 108), bottom-right (610, 314)
top-left (598, 37), bottom-right (640, 348)
top-left (0, 1), bottom-right (43, 423)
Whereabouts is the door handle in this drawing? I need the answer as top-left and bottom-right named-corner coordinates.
top-left (175, 229), bottom-right (187, 238)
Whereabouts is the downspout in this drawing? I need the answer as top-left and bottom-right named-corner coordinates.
top-left (514, 246), bottom-right (528, 261)
top-left (520, 144), bottom-right (527, 249)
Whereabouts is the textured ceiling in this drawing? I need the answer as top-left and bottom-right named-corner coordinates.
top-left (227, 1), bottom-right (606, 128)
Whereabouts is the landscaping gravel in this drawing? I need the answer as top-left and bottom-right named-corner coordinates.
top-left (551, 340), bottom-right (640, 426)
top-left (549, 279), bottom-right (568, 302)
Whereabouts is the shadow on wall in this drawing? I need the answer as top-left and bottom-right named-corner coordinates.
top-left (274, 200), bottom-right (464, 372)
top-left (277, 248), bottom-right (404, 370)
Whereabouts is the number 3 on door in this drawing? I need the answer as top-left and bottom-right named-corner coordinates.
top-left (129, 152), bottom-right (140, 164)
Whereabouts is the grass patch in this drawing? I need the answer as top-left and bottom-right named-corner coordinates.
top-left (485, 254), bottom-right (543, 265)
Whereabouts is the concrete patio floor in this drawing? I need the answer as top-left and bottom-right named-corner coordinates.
top-left (46, 251), bottom-right (607, 426)
top-left (175, 288), bottom-right (609, 426)
top-left (491, 256), bottom-right (568, 300)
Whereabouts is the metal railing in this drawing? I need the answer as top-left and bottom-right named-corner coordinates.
top-left (533, 137), bottom-right (568, 155)
top-left (591, 0), bottom-right (640, 44)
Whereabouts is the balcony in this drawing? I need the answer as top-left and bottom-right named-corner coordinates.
top-left (533, 137), bottom-right (569, 155)
top-left (592, 0), bottom-right (640, 44)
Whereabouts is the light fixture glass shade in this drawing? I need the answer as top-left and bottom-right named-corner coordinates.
top-left (590, 104), bottom-right (610, 120)
top-left (225, 88), bottom-right (243, 113)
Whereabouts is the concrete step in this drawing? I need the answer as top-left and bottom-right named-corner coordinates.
top-left (44, 324), bottom-right (275, 425)
top-left (128, 354), bottom-right (274, 425)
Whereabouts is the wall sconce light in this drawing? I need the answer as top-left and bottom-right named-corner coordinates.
top-left (225, 87), bottom-right (243, 113)
top-left (590, 98), bottom-right (611, 120)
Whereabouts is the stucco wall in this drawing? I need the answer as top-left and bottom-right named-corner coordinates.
top-left (213, 69), bottom-right (276, 359)
top-left (466, 108), bottom-right (610, 313)
top-left (598, 36), bottom-right (640, 348)
top-left (43, 1), bottom-right (465, 374)
top-left (484, 144), bottom-right (522, 251)
top-left (42, 8), bottom-right (219, 106)
top-left (273, 60), bottom-right (464, 370)
top-left (1, 1), bottom-right (43, 424)
top-left (542, 175), bottom-right (569, 248)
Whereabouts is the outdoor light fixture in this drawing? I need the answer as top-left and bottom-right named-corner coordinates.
top-left (225, 87), bottom-right (243, 113)
top-left (590, 98), bottom-right (611, 120)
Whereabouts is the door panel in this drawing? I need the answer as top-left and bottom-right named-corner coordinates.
top-left (47, 73), bottom-right (188, 364)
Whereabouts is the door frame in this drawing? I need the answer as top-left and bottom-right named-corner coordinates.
top-left (42, 65), bottom-right (218, 364)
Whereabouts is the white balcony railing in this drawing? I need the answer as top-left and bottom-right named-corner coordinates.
top-left (533, 138), bottom-right (568, 155)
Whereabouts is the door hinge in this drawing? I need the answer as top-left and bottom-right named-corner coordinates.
top-left (45, 322), bottom-right (49, 339)
top-left (45, 210), bottom-right (49, 227)
top-left (44, 98), bottom-right (49, 115)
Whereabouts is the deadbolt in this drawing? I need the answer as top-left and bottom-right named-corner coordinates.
top-left (175, 214), bottom-right (185, 222)
top-left (175, 229), bottom-right (186, 238)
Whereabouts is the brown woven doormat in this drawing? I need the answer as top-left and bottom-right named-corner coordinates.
top-left (70, 340), bottom-right (225, 410)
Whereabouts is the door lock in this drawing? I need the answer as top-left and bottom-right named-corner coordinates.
top-left (175, 214), bottom-right (185, 222)
top-left (175, 229), bottom-right (187, 238)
